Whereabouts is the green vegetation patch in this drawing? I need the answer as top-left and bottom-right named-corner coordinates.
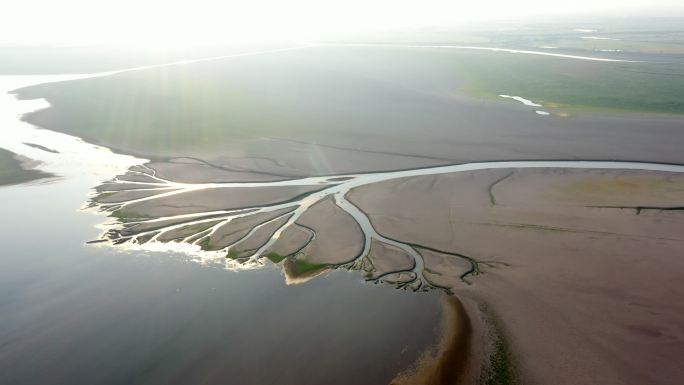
top-left (288, 258), bottom-right (328, 276)
top-left (455, 51), bottom-right (684, 114)
top-left (544, 38), bottom-right (684, 55)
top-left (265, 252), bottom-right (287, 264)
top-left (479, 302), bottom-right (519, 385)
top-left (110, 209), bottom-right (153, 222)
top-left (224, 249), bottom-right (255, 260)
top-left (199, 237), bottom-right (212, 251)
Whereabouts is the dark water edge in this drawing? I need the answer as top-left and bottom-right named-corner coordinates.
top-left (0, 180), bottom-right (444, 385)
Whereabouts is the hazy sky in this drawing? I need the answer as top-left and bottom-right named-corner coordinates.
top-left (2, 0), bottom-right (683, 45)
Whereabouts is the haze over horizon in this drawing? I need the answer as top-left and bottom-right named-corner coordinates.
top-left (2, 0), bottom-right (684, 46)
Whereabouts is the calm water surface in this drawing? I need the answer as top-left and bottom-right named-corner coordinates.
top-left (0, 147), bottom-right (443, 385)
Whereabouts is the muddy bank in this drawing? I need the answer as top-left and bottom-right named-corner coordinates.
top-left (0, 148), bottom-right (53, 186)
top-left (349, 168), bottom-right (684, 384)
top-left (392, 295), bottom-right (480, 385)
top-left (89, 161), bottom-right (684, 384)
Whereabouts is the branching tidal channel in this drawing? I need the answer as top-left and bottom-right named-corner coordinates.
top-left (90, 160), bottom-right (684, 293)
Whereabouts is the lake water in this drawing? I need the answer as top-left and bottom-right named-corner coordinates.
top-left (0, 174), bottom-right (445, 385)
top-left (0, 74), bottom-right (445, 385)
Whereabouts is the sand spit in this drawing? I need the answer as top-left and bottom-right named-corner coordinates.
top-left (350, 168), bottom-right (684, 385)
top-left (391, 296), bottom-right (476, 385)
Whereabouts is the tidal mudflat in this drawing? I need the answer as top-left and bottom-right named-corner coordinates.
top-left (88, 159), bottom-right (684, 384)
top-left (3, 36), bottom-right (684, 385)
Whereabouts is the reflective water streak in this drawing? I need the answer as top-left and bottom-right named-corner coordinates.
top-left (499, 94), bottom-right (542, 107)
top-left (326, 43), bottom-right (641, 62)
top-left (0, 75), bottom-right (145, 182)
top-left (0, 45), bottom-right (311, 182)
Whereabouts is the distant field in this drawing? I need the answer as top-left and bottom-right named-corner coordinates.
top-left (534, 37), bottom-right (684, 55)
top-left (471, 17), bottom-right (684, 56)
top-left (451, 50), bottom-right (684, 113)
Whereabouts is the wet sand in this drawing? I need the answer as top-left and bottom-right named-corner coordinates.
top-left (391, 296), bottom-right (479, 385)
top-left (348, 168), bottom-right (684, 385)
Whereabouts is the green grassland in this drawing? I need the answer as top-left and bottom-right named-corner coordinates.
top-left (453, 51), bottom-right (684, 113)
top-left (470, 16), bottom-right (684, 55)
